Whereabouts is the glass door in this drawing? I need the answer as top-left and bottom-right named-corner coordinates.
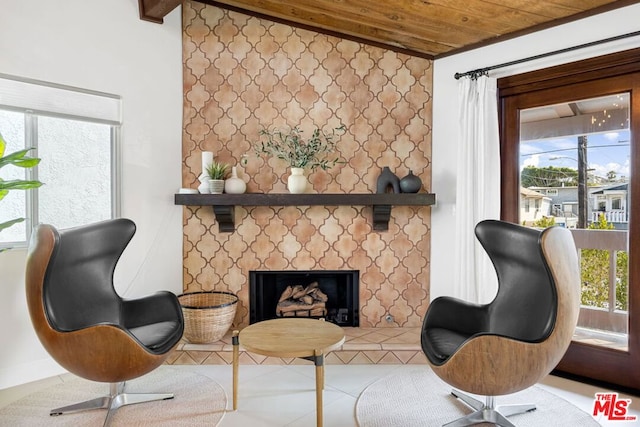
top-left (519, 93), bottom-right (630, 353)
top-left (499, 62), bottom-right (640, 390)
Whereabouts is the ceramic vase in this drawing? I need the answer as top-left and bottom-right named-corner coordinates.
top-left (224, 166), bottom-right (246, 194)
top-left (198, 172), bottom-right (210, 194)
top-left (208, 179), bottom-right (224, 194)
top-left (199, 151), bottom-right (214, 194)
top-left (376, 166), bottom-right (400, 193)
top-left (400, 170), bottom-right (422, 193)
top-left (287, 167), bottom-right (308, 194)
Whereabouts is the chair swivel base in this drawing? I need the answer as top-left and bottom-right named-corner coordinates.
top-left (50, 381), bottom-right (173, 426)
top-left (444, 389), bottom-right (536, 427)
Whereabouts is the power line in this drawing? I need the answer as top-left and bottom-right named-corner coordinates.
top-left (521, 143), bottom-right (629, 157)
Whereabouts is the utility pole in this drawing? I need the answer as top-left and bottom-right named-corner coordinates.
top-left (577, 135), bottom-right (588, 228)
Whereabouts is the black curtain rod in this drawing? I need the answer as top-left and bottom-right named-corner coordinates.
top-left (454, 30), bottom-right (640, 80)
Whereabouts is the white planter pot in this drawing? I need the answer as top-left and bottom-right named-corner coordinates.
top-left (287, 167), bottom-right (308, 193)
top-left (208, 179), bottom-right (225, 194)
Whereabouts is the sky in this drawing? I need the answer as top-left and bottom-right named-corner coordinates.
top-left (520, 130), bottom-right (631, 181)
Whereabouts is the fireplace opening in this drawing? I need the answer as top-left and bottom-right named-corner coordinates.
top-left (249, 270), bottom-right (359, 326)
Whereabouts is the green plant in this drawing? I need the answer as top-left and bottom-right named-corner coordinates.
top-left (205, 161), bottom-right (229, 180)
top-left (0, 132), bottom-right (42, 241)
top-left (255, 124), bottom-right (346, 170)
top-left (532, 216), bottom-right (556, 228)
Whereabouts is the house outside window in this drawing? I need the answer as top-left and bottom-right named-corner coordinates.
top-left (0, 74), bottom-right (121, 249)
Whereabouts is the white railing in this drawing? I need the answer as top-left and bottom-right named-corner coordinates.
top-left (591, 210), bottom-right (628, 223)
top-left (570, 228), bottom-right (628, 333)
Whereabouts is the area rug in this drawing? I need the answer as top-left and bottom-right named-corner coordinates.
top-left (0, 367), bottom-right (226, 426)
top-left (356, 368), bottom-right (598, 427)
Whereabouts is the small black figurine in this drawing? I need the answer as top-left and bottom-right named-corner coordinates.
top-left (377, 166), bottom-right (400, 194)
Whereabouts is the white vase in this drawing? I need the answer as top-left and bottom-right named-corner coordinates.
top-left (198, 172), bottom-right (210, 194)
top-left (208, 179), bottom-right (224, 194)
top-left (224, 166), bottom-right (247, 194)
top-left (287, 167), bottom-right (307, 194)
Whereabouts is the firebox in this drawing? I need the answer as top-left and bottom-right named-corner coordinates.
top-left (249, 270), bottom-right (359, 326)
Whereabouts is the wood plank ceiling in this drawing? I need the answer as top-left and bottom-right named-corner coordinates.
top-left (138, 0), bottom-right (635, 59)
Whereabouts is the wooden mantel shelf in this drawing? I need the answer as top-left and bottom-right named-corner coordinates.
top-left (175, 193), bottom-right (436, 232)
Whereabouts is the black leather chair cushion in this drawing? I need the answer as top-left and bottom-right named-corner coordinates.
top-left (129, 320), bottom-right (183, 353)
top-left (423, 327), bottom-right (471, 363)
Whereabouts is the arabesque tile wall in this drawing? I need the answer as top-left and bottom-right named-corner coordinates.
top-left (181, 1), bottom-right (433, 328)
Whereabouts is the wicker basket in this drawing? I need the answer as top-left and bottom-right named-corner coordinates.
top-left (178, 291), bottom-right (238, 343)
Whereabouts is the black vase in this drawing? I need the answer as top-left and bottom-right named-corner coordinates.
top-left (400, 170), bottom-right (422, 193)
top-left (376, 167), bottom-right (400, 194)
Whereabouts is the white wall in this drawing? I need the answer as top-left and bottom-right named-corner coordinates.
top-left (431, 4), bottom-right (640, 300)
top-left (0, 0), bottom-right (184, 388)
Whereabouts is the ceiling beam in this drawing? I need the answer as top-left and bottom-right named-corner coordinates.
top-left (138, 0), bottom-right (182, 24)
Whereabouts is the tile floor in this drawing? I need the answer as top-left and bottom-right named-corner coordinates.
top-left (1, 364), bottom-right (638, 426)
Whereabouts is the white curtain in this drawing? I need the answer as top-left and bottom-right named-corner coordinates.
top-left (453, 75), bottom-right (501, 303)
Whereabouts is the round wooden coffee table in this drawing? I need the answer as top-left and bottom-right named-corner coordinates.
top-left (232, 318), bottom-right (345, 427)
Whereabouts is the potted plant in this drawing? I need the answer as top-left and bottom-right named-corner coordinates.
top-left (205, 161), bottom-right (229, 194)
top-left (1, 132), bottom-right (42, 252)
top-left (255, 124), bottom-right (346, 193)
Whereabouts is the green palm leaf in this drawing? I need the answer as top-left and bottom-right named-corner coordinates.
top-left (0, 148), bottom-right (41, 169)
top-left (0, 132), bottom-right (43, 245)
top-left (0, 218), bottom-right (24, 233)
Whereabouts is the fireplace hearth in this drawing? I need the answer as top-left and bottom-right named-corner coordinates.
top-left (249, 270), bottom-right (359, 326)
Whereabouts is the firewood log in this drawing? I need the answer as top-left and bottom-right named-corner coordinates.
top-left (279, 285), bottom-right (293, 302)
top-left (291, 285), bottom-right (307, 299)
top-left (312, 288), bottom-right (328, 302)
top-left (276, 301), bottom-right (326, 313)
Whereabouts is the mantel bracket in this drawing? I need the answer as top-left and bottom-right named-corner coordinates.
top-left (372, 205), bottom-right (392, 231)
top-left (213, 206), bottom-right (235, 232)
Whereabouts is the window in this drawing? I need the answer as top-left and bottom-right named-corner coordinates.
top-left (598, 200), bottom-right (607, 211)
top-left (0, 74), bottom-right (121, 249)
top-left (612, 197), bottom-right (622, 210)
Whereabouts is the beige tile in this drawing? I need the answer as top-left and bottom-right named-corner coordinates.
top-left (345, 352), bottom-right (376, 364)
top-left (172, 352), bottom-right (200, 365)
top-left (341, 343), bottom-right (381, 351)
top-left (380, 343), bottom-right (420, 351)
top-left (349, 332), bottom-right (392, 344)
